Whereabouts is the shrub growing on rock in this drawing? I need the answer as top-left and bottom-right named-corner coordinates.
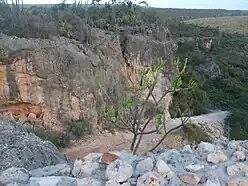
top-left (69, 119), bottom-right (91, 138)
top-left (28, 129), bottom-right (71, 148)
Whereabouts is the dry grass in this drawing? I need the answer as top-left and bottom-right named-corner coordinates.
top-left (185, 16), bottom-right (248, 35)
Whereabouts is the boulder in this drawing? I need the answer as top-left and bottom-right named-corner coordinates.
top-left (226, 177), bottom-right (248, 186)
top-left (178, 172), bottom-right (201, 185)
top-left (155, 159), bottom-right (174, 179)
top-left (197, 142), bottom-right (218, 153)
top-left (0, 167), bottom-right (30, 185)
top-left (28, 176), bottom-right (78, 186)
top-left (207, 152), bottom-right (227, 163)
top-left (227, 163), bottom-right (248, 176)
top-left (77, 178), bottom-right (104, 186)
top-left (105, 160), bottom-right (133, 183)
top-left (185, 163), bottom-right (204, 172)
top-left (232, 151), bottom-right (246, 162)
top-left (29, 164), bottom-right (71, 177)
top-left (136, 172), bottom-right (160, 186)
top-left (105, 180), bottom-right (121, 186)
top-left (135, 158), bottom-right (154, 176)
top-left (99, 153), bottom-right (119, 165)
top-left (83, 153), bottom-right (103, 162)
top-left (72, 159), bottom-right (101, 179)
top-left (0, 119), bottom-right (68, 173)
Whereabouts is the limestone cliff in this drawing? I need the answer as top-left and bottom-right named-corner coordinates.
top-left (0, 28), bottom-right (177, 132)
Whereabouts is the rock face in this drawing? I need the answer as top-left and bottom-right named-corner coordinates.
top-left (0, 116), bottom-right (68, 173)
top-left (0, 29), bottom-right (177, 131)
top-left (2, 140), bottom-right (248, 186)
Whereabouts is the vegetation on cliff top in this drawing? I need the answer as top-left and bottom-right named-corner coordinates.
top-left (186, 16), bottom-right (248, 35)
top-left (173, 21), bottom-right (248, 140)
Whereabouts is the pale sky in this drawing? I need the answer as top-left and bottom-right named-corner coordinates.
top-left (22, 0), bottom-right (248, 10)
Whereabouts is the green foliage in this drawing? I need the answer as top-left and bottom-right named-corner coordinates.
top-left (140, 58), bottom-right (166, 89)
top-left (184, 124), bottom-right (213, 143)
top-left (27, 118), bottom-right (91, 148)
top-left (57, 21), bottom-right (73, 38)
top-left (98, 57), bottom-right (194, 154)
top-left (29, 129), bottom-right (71, 148)
top-left (171, 21), bottom-right (248, 139)
top-left (69, 119), bottom-right (91, 138)
top-left (226, 109), bottom-right (248, 139)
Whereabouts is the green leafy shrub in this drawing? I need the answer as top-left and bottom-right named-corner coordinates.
top-left (97, 57), bottom-right (196, 154)
top-left (28, 129), bottom-right (71, 148)
top-left (225, 109), bottom-right (248, 140)
top-left (184, 124), bottom-right (213, 143)
top-left (27, 119), bottom-right (91, 148)
top-left (69, 119), bottom-right (91, 138)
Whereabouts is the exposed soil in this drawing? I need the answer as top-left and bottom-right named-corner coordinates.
top-left (64, 130), bottom-right (187, 160)
top-left (63, 110), bottom-right (229, 160)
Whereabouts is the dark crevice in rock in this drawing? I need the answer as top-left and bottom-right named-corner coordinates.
top-left (5, 64), bottom-right (19, 101)
top-left (119, 32), bottom-right (129, 66)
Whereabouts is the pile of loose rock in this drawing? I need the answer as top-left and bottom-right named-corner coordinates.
top-left (1, 140), bottom-right (248, 186)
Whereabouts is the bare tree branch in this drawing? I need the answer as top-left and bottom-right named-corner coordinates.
top-left (149, 124), bottom-right (184, 152)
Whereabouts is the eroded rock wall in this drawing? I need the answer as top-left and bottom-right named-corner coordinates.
top-left (0, 28), bottom-right (177, 131)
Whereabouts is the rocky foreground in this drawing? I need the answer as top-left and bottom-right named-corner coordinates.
top-left (1, 114), bottom-right (248, 186)
top-left (1, 139), bottom-right (248, 186)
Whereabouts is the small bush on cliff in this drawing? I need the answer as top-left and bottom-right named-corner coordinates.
top-left (184, 123), bottom-right (213, 143)
top-left (69, 119), bottom-right (91, 138)
top-left (29, 129), bottom-right (71, 148)
top-left (97, 57), bottom-right (196, 154)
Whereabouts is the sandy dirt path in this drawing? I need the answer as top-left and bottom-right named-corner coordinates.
top-left (63, 110), bottom-right (229, 159)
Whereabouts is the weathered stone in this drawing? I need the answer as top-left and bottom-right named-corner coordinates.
top-left (106, 160), bottom-right (133, 183)
top-left (206, 179), bottom-right (221, 186)
top-left (227, 163), bottom-right (248, 176)
top-left (111, 151), bottom-right (140, 166)
top-left (28, 176), bottom-right (77, 186)
top-left (199, 176), bottom-right (208, 184)
top-left (29, 164), bottom-right (71, 177)
top-left (105, 180), bottom-right (121, 186)
top-left (233, 151), bottom-right (246, 162)
top-left (135, 158), bottom-right (154, 176)
top-left (0, 167), bottom-right (30, 185)
top-left (227, 141), bottom-right (247, 152)
top-left (0, 29), bottom-right (176, 132)
top-left (207, 152), bottom-right (227, 163)
top-left (72, 159), bottom-right (100, 178)
top-left (5, 183), bottom-right (22, 186)
top-left (127, 178), bottom-right (137, 186)
top-left (77, 178), bottom-right (104, 186)
top-left (227, 164), bottom-right (244, 176)
top-left (100, 153), bottom-right (119, 165)
top-left (0, 119), bottom-right (68, 172)
top-left (27, 113), bottom-right (37, 120)
top-left (136, 172), bottom-right (160, 186)
top-left (197, 142), bottom-right (218, 153)
top-left (178, 172), bottom-right (201, 185)
top-left (226, 177), bottom-right (248, 186)
top-left (205, 171), bottom-right (221, 186)
top-left (185, 163), bottom-right (204, 172)
top-left (155, 159), bottom-right (174, 179)
top-left (83, 153), bottom-right (103, 162)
